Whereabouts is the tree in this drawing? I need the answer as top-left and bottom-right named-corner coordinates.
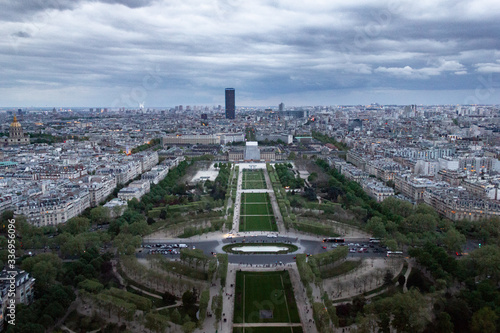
top-left (470, 245), bottom-right (500, 283)
top-left (303, 186), bottom-right (317, 201)
top-left (366, 217), bottom-right (386, 237)
top-left (383, 270), bottom-right (394, 286)
top-left (443, 228), bottom-right (466, 253)
top-left (434, 312), bottom-right (454, 333)
top-left (182, 321), bottom-right (196, 333)
top-left (21, 253), bottom-right (62, 294)
top-left (90, 206), bottom-right (111, 226)
top-left (398, 274), bottom-right (406, 287)
top-left (171, 308), bottom-right (181, 324)
top-left (128, 220), bottom-right (151, 236)
top-left (182, 288), bottom-right (197, 309)
top-left (63, 216), bottom-right (90, 235)
top-left (308, 172), bottom-right (318, 182)
top-left (390, 289), bottom-right (429, 333)
top-left (470, 307), bottom-right (497, 333)
top-left (113, 233), bottom-right (141, 255)
top-left (145, 312), bottom-right (169, 333)
top-left (385, 239), bottom-right (398, 252)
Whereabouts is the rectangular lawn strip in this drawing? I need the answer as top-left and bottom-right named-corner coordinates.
top-left (234, 271), bottom-right (301, 324)
top-left (242, 181), bottom-right (267, 190)
top-left (242, 192), bottom-right (269, 203)
top-left (242, 170), bottom-right (267, 189)
top-left (233, 327), bottom-right (303, 333)
top-left (239, 215), bottom-right (277, 231)
top-left (243, 169), bottom-right (265, 180)
top-left (240, 203), bottom-right (273, 215)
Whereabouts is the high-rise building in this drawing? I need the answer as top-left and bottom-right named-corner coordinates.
top-left (279, 102), bottom-right (284, 111)
top-left (225, 88), bottom-right (235, 119)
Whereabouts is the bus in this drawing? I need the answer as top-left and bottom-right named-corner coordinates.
top-left (369, 238), bottom-right (381, 243)
top-left (323, 238), bottom-right (345, 243)
top-left (387, 251), bottom-right (403, 257)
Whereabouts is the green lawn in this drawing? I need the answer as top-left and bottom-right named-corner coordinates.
top-left (243, 181), bottom-right (267, 190)
top-left (240, 203), bottom-right (272, 215)
top-left (240, 215), bottom-right (277, 231)
top-left (242, 169), bottom-right (267, 189)
top-left (233, 327), bottom-right (303, 333)
top-left (242, 192), bottom-right (269, 203)
top-left (234, 271), bottom-right (301, 324)
top-left (243, 169), bottom-right (265, 180)
top-left (240, 192), bottom-right (276, 231)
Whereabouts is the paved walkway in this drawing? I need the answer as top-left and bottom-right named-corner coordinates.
top-left (288, 264), bottom-right (318, 333)
top-left (219, 264), bottom-right (238, 333)
top-left (233, 323), bottom-right (303, 327)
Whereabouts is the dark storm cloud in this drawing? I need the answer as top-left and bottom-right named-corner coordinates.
top-left (0, 0), bottom-right (499, 106)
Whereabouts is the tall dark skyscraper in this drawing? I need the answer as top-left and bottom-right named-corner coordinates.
top-left (225, 88), bottom-right (235, 119)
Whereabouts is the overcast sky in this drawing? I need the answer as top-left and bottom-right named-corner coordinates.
top-left (1, 0), bottom-right (500, 107)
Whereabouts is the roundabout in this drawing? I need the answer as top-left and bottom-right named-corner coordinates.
top-left (222, 242), bottom-right (298, 254)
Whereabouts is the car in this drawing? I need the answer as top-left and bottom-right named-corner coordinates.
top-left (322, 246), bottom-right (327, 249)
top-left (455, 252), bottom-right (463, 256)
top-left (349, 249), bottom-right (356, 253)
top-left (293, 256), bottom-right (296, 259)
top-left (331, 244), bottom-right (338, 248)
top-left (267, 234), bottom-right (278, 238)
top-left (192, 246), bottom-right (196, 250)
top-left (348, 243), bottom-right (354, 246)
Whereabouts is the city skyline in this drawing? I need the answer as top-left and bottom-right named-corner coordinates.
top-left (1, 0), bottom-right (500, 107)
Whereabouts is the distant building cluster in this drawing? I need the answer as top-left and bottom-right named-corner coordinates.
top-left (2, 101), bottom-right (500, 224)
top-left (316, 104), bottom-right (500, 221)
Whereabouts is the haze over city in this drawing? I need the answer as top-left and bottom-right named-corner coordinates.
top-left (2, 0), bottom-right (500, 107)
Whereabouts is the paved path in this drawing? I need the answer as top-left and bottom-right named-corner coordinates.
top-left (219, 264), bottom-right (238, 333)
top-left (156, 300), bottom-right (182, 310)
top-left (288, 264), bottom-right (318, 333)
top-left (233, 323), bottom-right (303, 327)
top-left (128, 285), bottom-right (163, 299)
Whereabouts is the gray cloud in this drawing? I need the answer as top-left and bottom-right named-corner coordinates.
top-left (0, 0), bottom-right (499, 106)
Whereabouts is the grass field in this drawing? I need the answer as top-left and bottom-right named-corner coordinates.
top-left (240, 203), bottom-right (272, 215)
top-left (242, 169), bottom-right (267, 190)
top-left (233, 327), bottom-right (303, 333)
top-left (240, 215), bottom-right (277, 231)
top-left (239, 193), bottom-right (277, 231)
top-left (242, 192), bottom-right (268, 202)
top-left (234, 271), bottom-right (301, 324)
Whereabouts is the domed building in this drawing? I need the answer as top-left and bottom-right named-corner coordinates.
top-left (2, 116), bottom-right (30, 146)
